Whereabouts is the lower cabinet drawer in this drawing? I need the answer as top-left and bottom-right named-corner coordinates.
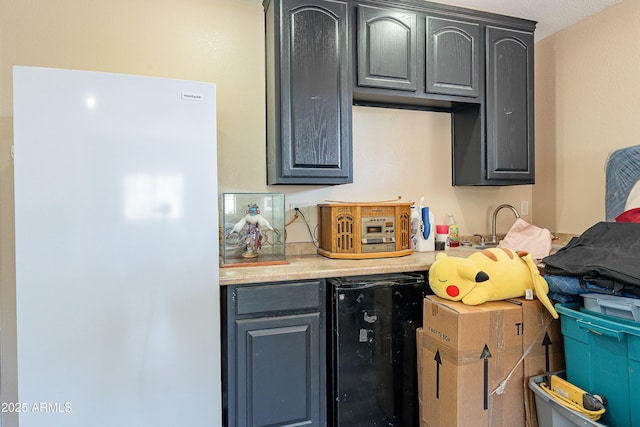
top-left (235, 280), bottom-right (321, 315)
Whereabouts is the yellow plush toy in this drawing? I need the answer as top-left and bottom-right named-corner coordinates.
top-left (428, 247), bottom-right (558, 319)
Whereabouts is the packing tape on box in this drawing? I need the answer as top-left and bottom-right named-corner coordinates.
top-left (492, 312), bottom-right (554, 396)
top-left (421, 309), bottom-right (554, 396)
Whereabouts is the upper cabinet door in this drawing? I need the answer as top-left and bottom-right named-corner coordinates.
top-left (266, 0), bottom-right (352, 185)
top-left (425, 16), bottom-right (480, 98)
top-left (357, 5), bottom-right (418, 91)
top-left (486, 26), bottom-right (534, 182)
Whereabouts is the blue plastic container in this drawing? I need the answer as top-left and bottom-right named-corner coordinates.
top-left (556, 303), bottom-right (640, 427)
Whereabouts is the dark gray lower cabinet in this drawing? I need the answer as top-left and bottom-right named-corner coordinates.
top-left (222, 280), bottom-right (326, 427)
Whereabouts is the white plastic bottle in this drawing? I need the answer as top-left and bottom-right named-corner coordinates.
top-left (410, 204), bottom-right (419, 250)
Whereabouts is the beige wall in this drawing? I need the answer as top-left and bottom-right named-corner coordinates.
top-left (284, 106), bottom-right (532, 243)
top-left (534, 0), bottom-right (639, 234)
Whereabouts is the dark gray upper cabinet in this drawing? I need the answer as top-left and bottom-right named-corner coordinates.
top-left (452, 24), bottom-right (534, 185)
top-left (353, 4), bottom-right (483, 107)
top-left (425, 16), bottom-right (480, 98)
top-left (357, 5), bottom-right (418, 91)
top-left (453, 24), bottom-right (534, 185)
top-left (485, 26), bottom-right (534, 182)
top-left (222, 280), bottom-right (326, 427)
top-left (264, 0), bottom-right (536, 186)
top-left (265, 0), bottom-right (352, 185)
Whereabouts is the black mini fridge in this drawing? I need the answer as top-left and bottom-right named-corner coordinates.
top-left (327, 273), bottom-right (426, 427)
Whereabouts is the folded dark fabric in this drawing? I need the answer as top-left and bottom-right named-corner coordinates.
top-left (583, 280), bottom-right (640, 298)
top-left (542, 222), bottom-right (640, 289)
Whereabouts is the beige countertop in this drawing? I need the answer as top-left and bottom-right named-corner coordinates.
top-left (219, 247), bottom-right (479, 286)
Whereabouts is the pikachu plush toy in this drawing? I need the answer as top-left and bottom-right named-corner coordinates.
top-left (428, 247), bottom-right (558, 319)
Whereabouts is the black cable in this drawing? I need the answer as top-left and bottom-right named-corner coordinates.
top-left (295, 207), bottom-right (319, 248)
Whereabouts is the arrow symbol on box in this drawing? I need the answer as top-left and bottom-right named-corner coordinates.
top-left (542, 332), bottom-right (552, 373)
top-left (481, 344), bottom-right (492, 410)
top-left (434, 350), bottom-right (442, 399)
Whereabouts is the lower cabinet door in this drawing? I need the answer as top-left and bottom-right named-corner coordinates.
top-left (235, 313), bottom-right (323, 427)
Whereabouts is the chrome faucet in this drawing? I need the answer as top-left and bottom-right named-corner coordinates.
top-left (490, 204), bottom-right (520, 244)
top-left (473, 234), bottom-right (486, 246)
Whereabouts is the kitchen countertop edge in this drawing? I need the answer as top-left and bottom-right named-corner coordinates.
top-left (219, 248), bottom-right (478, 286)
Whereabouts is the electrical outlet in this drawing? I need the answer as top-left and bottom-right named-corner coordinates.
top-left (520, 201), bottom-right (529, 216)
top-left (290, 203), bottom-right (310, 219)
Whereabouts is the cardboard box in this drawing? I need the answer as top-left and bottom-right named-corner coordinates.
top-left (516, 298), bottom-right (565, 427)
top-left (418, 296), bottom-right (564, 427)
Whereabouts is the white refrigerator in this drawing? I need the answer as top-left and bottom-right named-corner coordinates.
top-left (13, 66), bottom-right (221, 427)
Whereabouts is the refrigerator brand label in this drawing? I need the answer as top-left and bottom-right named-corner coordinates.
top-left (182, 92), bottom-right (203, 101)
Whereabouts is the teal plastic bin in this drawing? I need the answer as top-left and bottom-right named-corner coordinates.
top-left (556, 303), bottom-right (640, 427)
